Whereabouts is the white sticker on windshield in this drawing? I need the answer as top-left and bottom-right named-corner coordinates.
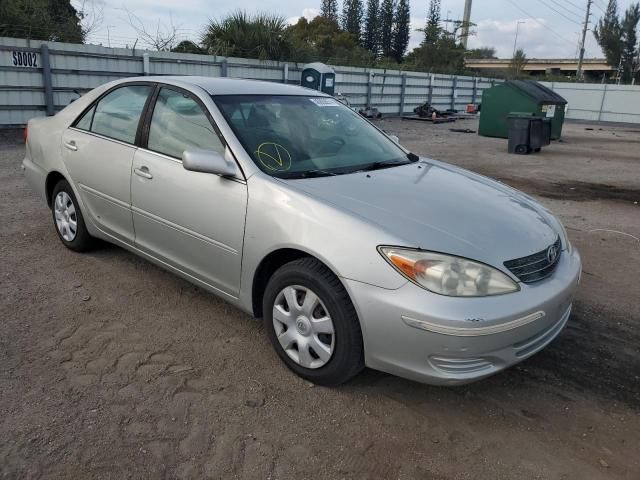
top-left (310, 97), bottom-right (340, 107)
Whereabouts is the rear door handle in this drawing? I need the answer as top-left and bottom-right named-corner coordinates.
top-left (64, 140), bottom-right (77, 151)
top-left (134, 166), bottom-right (153, 179)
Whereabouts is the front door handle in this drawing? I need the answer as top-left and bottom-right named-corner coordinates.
top-left (64, 140), bottom-right (77, 151)
top-left (134, 166), bottom-right (153, 179)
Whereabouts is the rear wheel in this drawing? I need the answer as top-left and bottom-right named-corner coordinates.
top-left (51, 180), bottom-right (94, 252)
top-left (263, 257), bottom-right (364, 386)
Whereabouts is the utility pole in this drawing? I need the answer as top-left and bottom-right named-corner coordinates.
top-left (461, 0), bottom-right (473, 49)
top-left (513, 21), bottom-right (525, 57)
top-left (576, 0), bottom-right (593, 81)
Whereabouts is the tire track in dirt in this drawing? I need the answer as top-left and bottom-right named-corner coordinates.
top-left (44, 320), bottom-right (214, 478)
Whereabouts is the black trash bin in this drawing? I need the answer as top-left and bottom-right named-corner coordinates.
top-left (507, 113), bottom-right (533, 154)
top-left (529, 116), bottom-right (544, 152)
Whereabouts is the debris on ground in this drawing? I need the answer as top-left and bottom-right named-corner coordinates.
top-left (359, 107), bottom-right (382, 119)
top-left (449, 128), bottom-right (476, 134)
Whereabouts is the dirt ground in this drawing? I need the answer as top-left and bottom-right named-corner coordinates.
top-left (1, 119), bottom-right (639, 480)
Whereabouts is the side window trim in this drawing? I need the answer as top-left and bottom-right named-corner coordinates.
top-left (70, 81), bottom-right (157, 147)
top-left (88, 106), bottom-right (96, 130)
top-left (139, 84), bottom-right (162, 151)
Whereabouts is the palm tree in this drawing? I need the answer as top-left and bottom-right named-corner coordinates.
top-left (201, 11), bottom-right (291, 61)
top-left (509, 48), bottom-right (528, 78)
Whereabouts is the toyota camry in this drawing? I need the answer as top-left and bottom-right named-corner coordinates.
top-left (22, 77), bottom-right (581, 386)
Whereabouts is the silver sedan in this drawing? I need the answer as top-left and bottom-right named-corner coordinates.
top-left (22, 76), bottom-right (581, 386)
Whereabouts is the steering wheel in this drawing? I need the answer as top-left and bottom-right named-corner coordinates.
top-left (327, 136), bottom-right (346, 150)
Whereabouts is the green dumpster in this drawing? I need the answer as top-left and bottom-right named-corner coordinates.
top-left (478, 80), bottom-right (567, 140)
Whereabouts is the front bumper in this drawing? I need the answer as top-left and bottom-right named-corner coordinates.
top-left (344, 248), bottom-right (581, 385)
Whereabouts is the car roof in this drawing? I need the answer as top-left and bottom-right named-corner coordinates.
top-left (122, 76), bottom-right (329, 96)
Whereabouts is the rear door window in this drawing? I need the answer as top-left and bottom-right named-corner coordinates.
top-left (89, 85), bottom-right (152, 144)
top-left (74, 105), bottom-right (95, 131)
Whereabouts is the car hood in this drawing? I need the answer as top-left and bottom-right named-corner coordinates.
top-left (281, 159), bottom-right (560, 270)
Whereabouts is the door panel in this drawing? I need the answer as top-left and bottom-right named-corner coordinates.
top-left (131, 149), bottom-right (247, 295)
top-left (61, 129), bottom-right (136, 242)
top-left (60, 84), bottom-right (153, 243)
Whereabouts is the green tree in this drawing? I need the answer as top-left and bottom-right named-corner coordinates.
top-left (201, 11), bottom-right (291, 60)
top-left (594, 0), bottom-right (623, 70)
top-left (172, 40), bottom-right (205, 54)
top-left (508, 48), bottom-right (528, 78)
top-left (594, 1), bottom-right (640, 83)
top-left (0, 0), bottom-right (84, 42)
top-left (363, 0), bottom-right (380, 54)
top-left (380, 0), bottom-right (394, 57)
top-left (466, 46), bottom-right (497, 59)
top-left (407, 35), bottom-right (465, 73)
top-left (423, 0), bottom-right (441, 44)
top-left (288, 15), bottom-right (375, 66)
top-left (320, 0), bottom-right (340, 23)
top-left (342, 0), bottom-right (364, 43)
top-left (620, 3), bottom-right (640, 83)
top-left (391, 0), bottom-right (410, 62)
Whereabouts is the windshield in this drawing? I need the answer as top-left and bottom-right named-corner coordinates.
top-left (213, 95), bottom-right (414, 178)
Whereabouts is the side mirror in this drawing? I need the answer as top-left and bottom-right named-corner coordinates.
top-left (182, 148), bottom-right (238, 177)
top-left (389, 134), bottom-right (400, 144)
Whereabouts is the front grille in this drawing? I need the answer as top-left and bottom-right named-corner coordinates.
top-left (504, 237), bottom-right (562, 283)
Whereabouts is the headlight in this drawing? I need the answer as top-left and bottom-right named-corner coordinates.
top-left (378, 247), bottom-right (519, 297)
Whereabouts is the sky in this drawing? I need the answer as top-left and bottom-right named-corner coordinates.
top-left (77, 0), bottom-right (638, 59)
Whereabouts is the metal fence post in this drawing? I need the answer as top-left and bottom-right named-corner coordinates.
top-left (399, 73), bottom-right (407, 115)
top-left (451, 76), bottom-right (457, 110)
top-left (40, 44), bottom-right (54, 116)
top-left (472, 77), bottom-right (478, 104)
top-left (221, 59), bottom-right (228, 77)
top-left (597, 84), bottom-right (608, 121)
top-left (428, 73), bottom-right (434, 105)
top-left (366, 71), bottom-right (373, 108)
top-left (142, 53), bottom-right (150, 76)
top-left (283, 63), bottom-right (289, 84)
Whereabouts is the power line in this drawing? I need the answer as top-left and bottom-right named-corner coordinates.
top-left (539, 0), bottom-right (583, 24)
top-left (592, 0), bottom-right (608, 10)
top-left (562, 0), bottom-right (590, 13)
top-left (548, 0), bottom-right (586, 17)
top-left (504, 0), bottom-right (580, 47)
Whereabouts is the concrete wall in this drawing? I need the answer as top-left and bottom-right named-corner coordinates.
top-left (1, 37), bottom-right (639, 126)
top-left (541, 81), bottom-right (640, 124)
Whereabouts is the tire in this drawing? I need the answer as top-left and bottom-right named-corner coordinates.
top-left (51, 179), bottom-right (94, 252)
top-left (263, 257), bottom-right (364, 386)
top-left (515, 144), bottom-right (529, 155)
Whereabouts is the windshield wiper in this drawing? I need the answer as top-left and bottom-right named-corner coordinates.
top-left (352, 158), bottom-right (416, 173)
top-left (280, 169), bottom-right (338, 179)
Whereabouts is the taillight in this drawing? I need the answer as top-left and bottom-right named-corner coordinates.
top-left (23, 125), bottom-right (28, 144)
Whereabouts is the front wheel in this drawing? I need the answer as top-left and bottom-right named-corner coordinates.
top-left (263, 258), bottom-right (364, 386)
